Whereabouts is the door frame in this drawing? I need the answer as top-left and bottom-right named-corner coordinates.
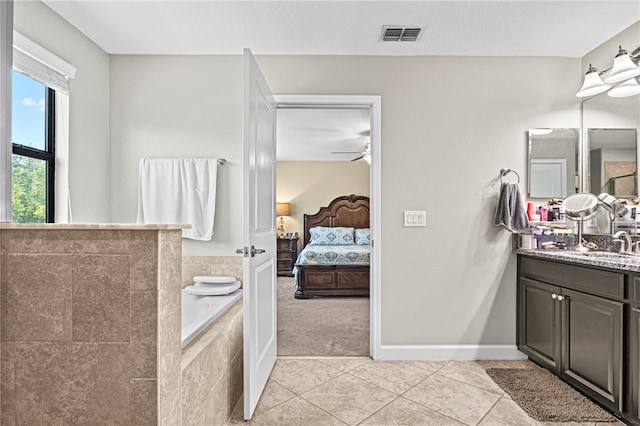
top-left (274, 94), bottom-right (382, 359)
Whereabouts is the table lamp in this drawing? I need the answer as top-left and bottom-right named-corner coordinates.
top-left (276, 203), bottom-right (291, 238)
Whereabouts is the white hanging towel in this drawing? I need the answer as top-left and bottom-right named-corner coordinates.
top-left (137, 158), bottom-right (218, 241)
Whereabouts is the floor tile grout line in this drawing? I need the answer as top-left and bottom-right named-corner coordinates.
top-left (434, 370), bottom-right (505, 396)
top-left (342, 367), bottom-right (415, 396)
top-left (474, 394), bottom-right (506, 426)
top-left (353, 394), bottom-right (402, 426)
top-left (396, 392), bottom-right (474, 426)
top-left (295, 393), bottom-right (351, 426)
top-left (249, 382), bottom-right (298, 419)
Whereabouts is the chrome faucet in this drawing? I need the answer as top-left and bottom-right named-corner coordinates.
top-left (613, 231), bottom-right (633, 254)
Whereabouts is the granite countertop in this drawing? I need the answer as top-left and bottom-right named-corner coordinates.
top-left (0, 223), bottom-right (191, 230)
top-left (514, 248), bottom-right (640, 273)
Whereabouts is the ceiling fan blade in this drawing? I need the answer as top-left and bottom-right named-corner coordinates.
top-left (351, 155), bottom-right (365, 162)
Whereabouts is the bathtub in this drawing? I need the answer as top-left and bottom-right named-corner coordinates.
top-left (181, 289), bottom-right (243, 348)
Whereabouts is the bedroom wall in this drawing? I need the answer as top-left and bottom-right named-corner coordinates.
top-left (276, 161), bottom-right (370, 239)
top-left (14, 1), bottom-right (110, 223)
top-left (109, 53), bottom-right (580, 350)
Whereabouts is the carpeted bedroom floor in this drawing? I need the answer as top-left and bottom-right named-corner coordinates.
top-left (277, 276), bottom-right (370, 356)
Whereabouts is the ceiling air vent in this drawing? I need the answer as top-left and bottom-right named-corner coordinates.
top-left (380, 26), bottom-right (423, 42)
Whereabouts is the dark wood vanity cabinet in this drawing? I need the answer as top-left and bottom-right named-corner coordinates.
top-left (631, 304), bottom-right (640, 423)
top-left (630, 276), bottom-right (640, 424)
top-left (518, 257), bottom-right (624, 414)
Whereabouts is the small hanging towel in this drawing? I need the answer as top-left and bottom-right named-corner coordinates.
top-left (493, 182), bottom-right (530, 233)
top-left (137, 158), bottom-right (218, 240)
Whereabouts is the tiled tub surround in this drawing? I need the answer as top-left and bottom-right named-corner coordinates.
top-left (182, 256), bottom-right (243, 289)
top-left (0, 226), bottom-right (184, 425)
top-left (181, 298), bottom-right (243, 425)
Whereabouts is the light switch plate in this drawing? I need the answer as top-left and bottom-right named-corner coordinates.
top-left (404, 210), bottom-right (426, 227)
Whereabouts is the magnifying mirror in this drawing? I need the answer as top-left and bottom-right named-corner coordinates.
top-left (564, 193), bottom-right (599, 252)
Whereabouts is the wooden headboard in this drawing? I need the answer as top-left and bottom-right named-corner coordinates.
top-left (303, 194), bottom-right (370, 247)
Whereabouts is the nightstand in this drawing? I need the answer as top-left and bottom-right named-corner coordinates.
top-left (277, 237), bottom-right (299, 277)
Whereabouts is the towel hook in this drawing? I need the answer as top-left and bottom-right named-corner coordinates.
top-left (499, 168), bottom-right (520, 185)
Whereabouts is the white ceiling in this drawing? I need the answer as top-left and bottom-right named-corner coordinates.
top-left (39, 1), bottom-right (640, 160)
top-left (277, 108), bottom-right (371, 161)
top-left (43, 1), bottom-right (639, 57)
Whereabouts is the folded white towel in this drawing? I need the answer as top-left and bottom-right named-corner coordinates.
top-left (137, 158), bottom-right (218, 240)
top-left (186, 281), bottom-right (241, 296)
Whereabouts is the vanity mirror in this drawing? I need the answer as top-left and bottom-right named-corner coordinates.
top-left (583, 89), bottom-right (640, 199)
top-left (528, 128), bottom-right (579, 198)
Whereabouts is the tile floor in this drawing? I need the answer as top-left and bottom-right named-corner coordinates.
top-left (227, 357), bottom-right (625, 426)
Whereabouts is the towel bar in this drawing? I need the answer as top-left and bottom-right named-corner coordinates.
top-left (499, 168), bottom-right (520, 184)
top-left (218, 159), bottom-right (227, 165)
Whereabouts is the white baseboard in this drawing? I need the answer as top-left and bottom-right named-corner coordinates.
top-left (376, 345), bottom-right (527, 361)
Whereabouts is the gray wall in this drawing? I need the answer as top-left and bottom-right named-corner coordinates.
top-left (14, 1), bottom-right (110, 222)
top-left (110, 54), bottom-right (580, 346)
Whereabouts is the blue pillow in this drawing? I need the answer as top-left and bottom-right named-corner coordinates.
top-left (355, 228), bottom-right (371, 245)
top-left (309, 227), bottom-right (355, 245)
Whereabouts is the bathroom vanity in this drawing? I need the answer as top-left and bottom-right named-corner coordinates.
top-left (516, 249), bottom-right (640, 425)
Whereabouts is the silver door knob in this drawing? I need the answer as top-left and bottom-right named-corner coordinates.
top-left (557, 295), bottom-right (564, 301)
top-left (251, 246), bottom-right (266, 257)
top-left (551, 293), bottom-right (557, 299)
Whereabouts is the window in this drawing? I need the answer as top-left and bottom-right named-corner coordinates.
top-left (11, 70), bottom-right (55, 223)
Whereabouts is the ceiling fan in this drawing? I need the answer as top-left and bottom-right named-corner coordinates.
top-left (330, 143), bottom-right (371, 162)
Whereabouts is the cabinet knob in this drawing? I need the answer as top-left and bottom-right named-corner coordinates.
top-left (551, 293), bottom-right (557, 299)
top-left (557, 295), bottom-right (565, 301)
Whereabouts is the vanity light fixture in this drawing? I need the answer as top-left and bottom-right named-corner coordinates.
top-left (577, 46), bottom-right (640, 98)
top-left (529, 128), bottom-right (553, 136)
top-left (608, 77), bottom-right (640, 98)
top-left (576, 65), bottom-right (611, 97)
top-left (604, 46), bottom-right (640, 83)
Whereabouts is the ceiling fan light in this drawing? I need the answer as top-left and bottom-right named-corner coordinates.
top-left (604, 46), bottom-right (640, 83)
top-left (608, 78), bottom-right (640, 98)
top-left (576, 66), bottom-right (611, 97)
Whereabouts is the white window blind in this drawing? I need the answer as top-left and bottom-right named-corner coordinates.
top-left (12, 31), bottom-right (76, 94)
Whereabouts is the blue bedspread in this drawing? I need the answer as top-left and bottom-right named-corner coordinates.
top-left (295, 244), bottom-right (370, 266)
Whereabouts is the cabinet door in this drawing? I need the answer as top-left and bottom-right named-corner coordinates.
top-left (631, 305), bottom-right (640, 423)
top-left (561, 289), bottom-right (623, 412)
top-left (518, 278), bottom-right (562, 372)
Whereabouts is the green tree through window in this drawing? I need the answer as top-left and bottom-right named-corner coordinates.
top-left (11, 70), bottom-right (55, 223)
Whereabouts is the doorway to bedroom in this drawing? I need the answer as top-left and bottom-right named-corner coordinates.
top-left (275, 102), bottom-right (374, 357)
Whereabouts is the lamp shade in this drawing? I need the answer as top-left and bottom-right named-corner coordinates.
top-left (604, 47), bottom-right (640, 83)
top-left (608, 78), bottom-right (640, 98)
top-left (276, 203), bottom-right (291, 216)
top-left (576, 66), bottom-right (611, 97)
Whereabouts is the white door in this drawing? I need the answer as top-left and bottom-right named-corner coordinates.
top-left (530, 159), bottom-right (567, 198)
top-left (242, 49), bottom-right (278, 420)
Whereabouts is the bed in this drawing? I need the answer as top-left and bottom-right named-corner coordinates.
top-left (294, 194), bottom-right (370, 299)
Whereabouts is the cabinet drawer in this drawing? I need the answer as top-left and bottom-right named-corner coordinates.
top-left (277, 240), bottom-right (292, 250)
top-left (520, 257), bottom-right (624, 300)
top-left (277, 252), bottom-right (294, 261)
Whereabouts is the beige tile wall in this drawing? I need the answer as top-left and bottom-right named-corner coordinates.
top-left (181, 299), bottom-right (243, 425)
top-left (182, 256), bottom-right (243, 289)
top-left (0, 229), bottom-right (182, 425)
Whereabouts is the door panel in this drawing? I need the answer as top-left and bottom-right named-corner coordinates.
top-left (518, 278), bottom-right (561, 371)
top-left (562, 289), bottom-right (623, 412)
top-left (243, 49), bottom-right (277, 420)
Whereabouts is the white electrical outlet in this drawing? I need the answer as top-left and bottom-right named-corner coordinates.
top-left (404, 210), bottom-right (426, 227)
